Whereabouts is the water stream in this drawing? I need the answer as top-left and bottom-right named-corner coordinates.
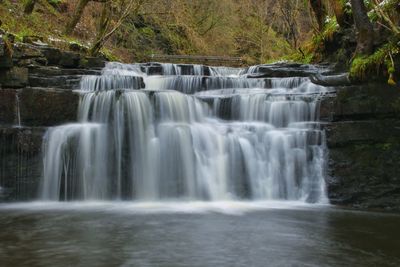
top-left (14, 91), bottom-right (21, 127)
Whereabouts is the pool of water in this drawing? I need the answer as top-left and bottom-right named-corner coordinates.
top-left (0, 201), bottom-right (399, 267)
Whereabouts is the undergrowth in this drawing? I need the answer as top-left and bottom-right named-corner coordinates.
top-left (350, 43), bottom-right (399, 84)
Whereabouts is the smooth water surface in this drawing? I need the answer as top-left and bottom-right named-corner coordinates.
top-left (0, 202), bottom-right (399, 267)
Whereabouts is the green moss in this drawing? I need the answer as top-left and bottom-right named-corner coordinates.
top-left (2, 35), bottom-right (14, 57)
top-left (100, 48), bottom-right (120, 62)
top-left (279, 50), bottom-right (314, 64)
top-left (350, 43), bottom-right (399, 82)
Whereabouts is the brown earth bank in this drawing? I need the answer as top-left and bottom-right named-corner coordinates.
top-left (1, 37), bottom-right (400, 212)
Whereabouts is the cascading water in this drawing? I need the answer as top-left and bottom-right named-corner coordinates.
top-left (41, 62), bottom-right (331, 203)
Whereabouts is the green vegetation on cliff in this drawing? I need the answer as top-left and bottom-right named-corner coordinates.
top-left (0, 0), bottom-right (399, 84)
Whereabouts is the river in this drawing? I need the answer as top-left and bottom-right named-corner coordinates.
top-left (0, 202), bottom-right (399, 267)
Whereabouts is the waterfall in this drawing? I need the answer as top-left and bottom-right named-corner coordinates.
top-left (15, 92), bottom-right (21, 127)
top-left (41, 62), bottom-right (329, 203)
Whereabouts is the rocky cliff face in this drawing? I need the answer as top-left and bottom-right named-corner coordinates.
top-left (1, 34), bottom-right (399, 211)
top-left (0, 34), bottom-right (103, 201)
top-left (321, 84), bottom-right (400, 211)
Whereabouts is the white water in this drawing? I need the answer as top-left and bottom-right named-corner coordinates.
top-left (41, 62), bottom-right (330, 203)
top-left (15, 93), bottom-right (21, 127)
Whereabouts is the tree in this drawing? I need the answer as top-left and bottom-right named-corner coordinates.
top-left (350, 0), bottom-right (374, 55)
top-left (328, 0), bottom-right (352, 28)
top-left (278, 0), bottom-right (301, 48)
top-left (64, 0), bottom-right (91, 35)
top-left (371, 0), bottom-right (400, 35)
top-left (89, 0), bottom-right (144, 56)
top-left (65, 0), bottom-right (111, 35)
top-left (309, 0), bottom-right (326, 31)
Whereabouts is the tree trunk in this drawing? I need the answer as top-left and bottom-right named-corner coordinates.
top-left (24, 0), bottom-right (37, 14)
top-left (89, 1), bottom-right (111, 56)
top-left (328, 0), bottom-right (352, 28)
top-left (64, 0), bottom-right (90, 35)
top-left (309, 0), bottom-right (326, 31)
top-left (350, 0), bottom-right (374, 55)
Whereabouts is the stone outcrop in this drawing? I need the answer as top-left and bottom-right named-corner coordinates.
top-left (0, 35), bottom-right (102, 201)
top-left (321, 83), bottom-right (400, 211)
top-left (0, 127), bottom-right (46, 201)
top-left (0, 36), bottom-right (104, 90)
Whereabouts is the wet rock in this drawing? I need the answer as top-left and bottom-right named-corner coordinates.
top-left (326, 120), bottom-right (400, 148)
top-left (325, 81), bottom-right (400, 211)
top-left (327, 141), bottom-right (400, 212)
top-left (69, 42), bottom-right (88, 53)
top-left (310, 73), bottom-right (352, 87)
top-left (19, 88), bottom-right (80, 126)
top-left (0, 127), bottom-right (45, 201)
top-left (0, 67), bottom-right (28, 88)
top-left (80, 56), bottom-right (105, 69)
top-left (13, 43), bottom-right (43, 59)
top-left (59, 51), bottom-right (81, 68)
top-left (0, 36), bottom-right (13, 69)
top-left (0, 89), bottom-right (17, 125)
top-left (40, 47), bottom-right (62, 65)
top-left (28, 74), bottom-right (82, 89)
top-left (16, 57), bottom-right (48, 67)
top-left (246, 63), bottom-right (333, 78)
top-left (320, 83), bottom-right (400, 122)
top-left (27, 66), bottom-right (100, 89)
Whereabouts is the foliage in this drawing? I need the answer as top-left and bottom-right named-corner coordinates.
top-left (350, 43), bottom-right (399, 84)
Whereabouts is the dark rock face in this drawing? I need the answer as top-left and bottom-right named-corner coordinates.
top-left (0, 89), bottom-right (80, 126)
top-left (328, 142), bottom-right (400, 211)
top-left (0, 37), bottom-right (13, 69)
top-left (1, 40), bottom-right (104, 89)
top-left (0, 127), bottom-right (45, 201)
top-left (19, 88), bottom-right (80, 126)
top-left (0, 90), bottom-right (17, 125)
top-left (320, 84), bottom-right (400, 121)
top-left (323, 83), bottom-right (400, 212)
top-left (0, 67), bottom-right (28, 88)
top-left (0, 39), bottom-right (103, 201)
